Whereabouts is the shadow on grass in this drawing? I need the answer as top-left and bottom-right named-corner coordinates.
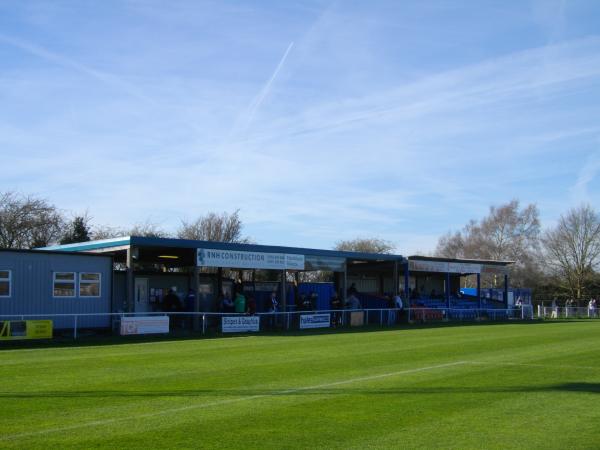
top-left (1, 382), bottom-right (598, 399)
top-left (0, 319), bottom-right (595, 351)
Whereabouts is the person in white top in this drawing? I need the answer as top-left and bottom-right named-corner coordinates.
top-left (394, 294), bottom-right (403, 310)
top-left (588, 298), bottom-right (596, 317)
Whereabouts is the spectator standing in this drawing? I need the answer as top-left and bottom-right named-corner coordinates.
top-left (222, 292), bottom-right (235, 313)
top-left (387, 295), bottom-right (396, 325)
top-left (234, 292), bottom-right (246, 314)
top-left (185, 288), bottom-right (196, 312)
top-left (331, 292), bottom-right (343, 327)
top-left (394, 292), bottom-right (404, 323)
top-left (246, 295), bottom-right (256, 315)
top-left (268, 291), bottom-right (279, 329)
top-left (163, 289), bottom-right (182, 312)
top-left (309, 291), bottom-right (318, 311)
top-left (301, 294), bottom-right (312, 311)
top-left (346, 293), bottom-right (361, 310)
top-left (347, 283), bottom-right (358, 297)
top-left (588, 298), bottom-right (596, 318)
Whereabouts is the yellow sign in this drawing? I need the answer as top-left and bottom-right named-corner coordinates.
top-left (0, 320), bottom-right (53, 340)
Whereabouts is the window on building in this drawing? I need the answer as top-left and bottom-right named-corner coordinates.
top-left (79, 273), bottom-right (101, 297)
top-left (53, 272), bottom-right (76, 297)
top-left (0, 270), bottom-right (11, 297)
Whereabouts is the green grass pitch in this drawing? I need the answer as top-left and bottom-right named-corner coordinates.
top-left (1, 321), bottom-right (600, 449)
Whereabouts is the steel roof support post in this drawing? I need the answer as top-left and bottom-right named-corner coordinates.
top-left (445, 272), bottom-right (451, 309)
top-left (293, 271), bottom-right (300, 312)
top-left (193, 265), bottom-right (201, 331)
top-left (477, 273), bottom-right (482, 309)
top-left (281, 270), bottom-right (287, 313)
top-left (217, 268), bottom-right (223, 298)
top-left (126, 247), bottom-right (135, 313)
top-left (343, 261), bottom-right (348, 300)
top-left (504, 274), bottom-right (509, 308)
top-left (393, 261), bottom-right (399, 296)
top-left (404, 262), bottom-right (409, 299)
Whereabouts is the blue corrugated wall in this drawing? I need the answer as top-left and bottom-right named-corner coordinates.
top-left (0, 251), bottom-right (112, 329)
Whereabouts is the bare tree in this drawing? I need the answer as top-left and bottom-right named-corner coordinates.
top-left (0, 191), bottom-right (65, 249)
top-left (334, 237), bottom-right (395, 254)
top-left (90, 220), bottom-right (169, 240)
top-left (542, 205), bottom-right (600, 300)
top-left (177, 210), bottom-right (251, 243)
top-left (435, 230), bottom-right (466, 258)
top-left (90, 225), bottom-right (126, 240)
top-left (435, 200), bottom-right (541, 287)
top-left (129, 220), bottom-right (170, 238)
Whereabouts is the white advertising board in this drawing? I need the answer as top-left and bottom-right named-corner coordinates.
top-left (409, 260), bottom-right (448, 273)
top-left (197, 248), bottom-right (305, 270)
top-left (222, 316), bottom-right (260, 333)
top-left (299, 313), bottom-right (331, 329)
top-left (448, 262), bottom-right (482, 274)
top-left (409, 260), bottom-right (482, 274)
top-left (120, 316), bottom-right (169, 335)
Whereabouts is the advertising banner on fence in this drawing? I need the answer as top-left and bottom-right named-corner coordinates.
top-left (197, 248), bottom-right (305, 270)
top-left (120, 316), bottom-right (169, 335)
top-left (222, 316), bottom-right (260, 333)
top-left (299, 313), bottom-right (331, 329)
top-left (0, 320), bottom-right (53, 340)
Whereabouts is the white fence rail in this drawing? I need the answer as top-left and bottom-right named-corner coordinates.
top-left (0, 306), bottom-right (535, 340)
top-left (537, 306), bottom-right (598, 319)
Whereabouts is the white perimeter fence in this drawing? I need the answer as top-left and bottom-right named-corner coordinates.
top-left (537, 306), bottom-right (599, 319)
top-left (0, 306), bottom-right (538, 340)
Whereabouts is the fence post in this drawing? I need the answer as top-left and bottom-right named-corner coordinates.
top-left (380, 310), bottom-right (383, 326)
top-left (202, 314), bottom-right (206, 335)
top-left (73, 315), bottom-right (78, 340)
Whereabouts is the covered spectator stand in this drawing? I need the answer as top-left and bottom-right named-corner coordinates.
top-left (41, 236), bottom-right (406, 317)
top-left (404, 256), bottom-right (513, 311)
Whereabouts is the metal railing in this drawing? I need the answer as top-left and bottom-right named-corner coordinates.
top-left (537, 306), bottom-right (599, 319)
top-left (0, 306), bottom-right (538, 340)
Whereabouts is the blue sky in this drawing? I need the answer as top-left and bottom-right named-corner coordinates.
top-left (1, 0), bottom-right (600, 254)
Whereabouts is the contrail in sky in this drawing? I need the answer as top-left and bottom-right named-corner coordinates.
top-left (0, 33), bottom-right (154, 103)
top-left (239, 41), bottom-right (295, 132)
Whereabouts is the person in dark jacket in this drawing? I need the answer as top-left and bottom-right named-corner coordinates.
top-left (163, 289), bottom-right (182, 312)
top-left (331, 292), bottom-right (342, 327)
top-left (246, 295), bottom-right (256, 315)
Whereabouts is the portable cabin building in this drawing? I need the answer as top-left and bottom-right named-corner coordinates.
top-left (0, 249), bottom-right (112, 329)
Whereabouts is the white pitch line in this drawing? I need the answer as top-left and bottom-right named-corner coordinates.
top-left (468, 361), bottom-right (600, 371)
top-left (0, 361), bottom-right (467, 441)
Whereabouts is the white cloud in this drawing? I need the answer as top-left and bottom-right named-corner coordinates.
top-left (2, 2), bottom-right (600, 252)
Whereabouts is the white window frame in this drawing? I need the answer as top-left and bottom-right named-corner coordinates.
top-left (79, 272), bottom-right (101, 298)
top-left (53, 272), bottom-right (76, 298)
top-left (0, 269), bottom-right (11, 298)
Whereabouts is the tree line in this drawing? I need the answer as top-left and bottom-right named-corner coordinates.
top-left (0, 191), bottom-right (250, 248)
top-left (1, 190), bottom-right (598, 300)
top-left (435, 200), bottom-right (600, 302)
